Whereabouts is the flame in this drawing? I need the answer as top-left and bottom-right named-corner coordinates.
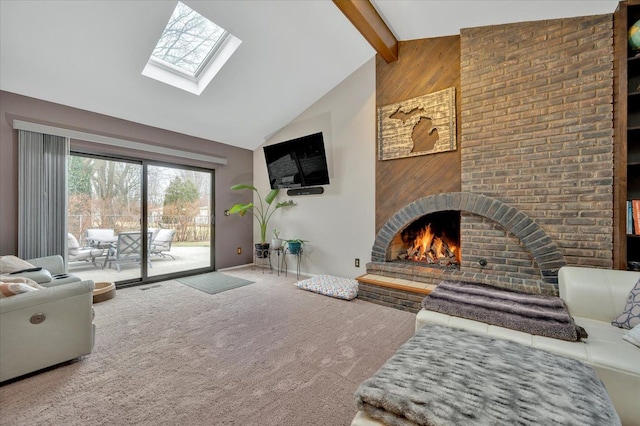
top-left (432, 237), bottom-right (443, 259)
top-left (418, 224), bottom-right (433, 258)
top-left (450, 245), bottom-right (461, 264)
top-left (409, 223), bottom-right (459, 264)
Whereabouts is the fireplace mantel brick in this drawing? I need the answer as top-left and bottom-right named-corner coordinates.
top-left (460, 14), bottom-right (613, 276)
top-left (371, 192), bottom-right (566, 294)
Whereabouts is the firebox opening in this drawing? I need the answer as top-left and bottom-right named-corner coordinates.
top-left (390, 210), bottom-right (461, 269)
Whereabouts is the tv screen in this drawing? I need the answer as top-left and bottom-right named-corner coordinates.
top-left (263, 132), bottom-right (330, 189)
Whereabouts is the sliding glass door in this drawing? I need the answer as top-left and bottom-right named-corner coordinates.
top-left (147, 165), bottom-right (212, 278)
top-left (68, 155), bottom-right (143, 282)
top-left (68, 154), bottom-right (213, 285)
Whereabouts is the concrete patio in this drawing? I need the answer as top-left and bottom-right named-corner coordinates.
top-left (70, 245), bottom-right (212, 284)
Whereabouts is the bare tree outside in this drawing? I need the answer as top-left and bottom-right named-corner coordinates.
top-left (152, 1), bottom-right (227, 75)
top-left (154, 167), bottom-right (211, 244)
top-left (68, 156), bottom-right (211, 246)
top-left (68, 157), bottom-right (141, 241)
top-left (92, 160), bottom-right (141, 231)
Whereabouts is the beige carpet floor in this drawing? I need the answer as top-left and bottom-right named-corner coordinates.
top-left (0, 267), bottom-right (415, 425)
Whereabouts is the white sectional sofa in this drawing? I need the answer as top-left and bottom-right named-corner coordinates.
top-left (413, 266), bottom-right (640, 426)
top-left (352, 266), bottom-right (639, 426)
top-left (0, 279), bottom-right (95, 382)
top-left (0, 255), bottom-right (94, 382)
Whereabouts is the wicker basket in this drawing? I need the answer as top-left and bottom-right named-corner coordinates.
top-left (93, 281), bottom-right (116, 303)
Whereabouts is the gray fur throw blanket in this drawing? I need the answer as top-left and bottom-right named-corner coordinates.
top-left (355, 324), bottom-right (620, 426)
top-left (421, 281), bottom-right (586, 341)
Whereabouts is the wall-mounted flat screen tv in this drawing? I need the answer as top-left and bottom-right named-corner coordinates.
top-left (263, 132), bottom-right (330, 189)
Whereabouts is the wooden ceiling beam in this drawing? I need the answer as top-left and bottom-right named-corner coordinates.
top-left (332, 0), bottom-right (398, 63)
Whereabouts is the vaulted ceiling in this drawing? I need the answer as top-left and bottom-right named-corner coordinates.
top-left (0, 1), bottom-right (618, 151)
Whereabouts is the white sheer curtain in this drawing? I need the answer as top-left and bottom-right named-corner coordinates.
top-left (18, 130), bottom-right (69, 260)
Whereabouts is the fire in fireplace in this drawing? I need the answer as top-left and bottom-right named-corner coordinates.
top-left (389, 211), bottom-right (461, 269)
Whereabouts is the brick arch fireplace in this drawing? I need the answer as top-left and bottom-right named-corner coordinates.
top-left (369, 192), bottom-right (566, 296)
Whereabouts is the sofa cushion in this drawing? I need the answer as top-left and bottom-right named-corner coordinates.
top-left (612, 278), bottom-right (640, 330)
top-left (0, 256), bottom-right (35, 274)
top-left (67, 233), bottom-right (80, 256)
top-left (559, 267), bottom-right (639, 322)
top-left (623, 324), bottom-right (640, 348)
top-left (572, 317), bottom-right (640, 375)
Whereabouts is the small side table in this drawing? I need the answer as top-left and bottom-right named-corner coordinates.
top-left (270, 246), bottom-right (284, 275)
top-left (283, 247), bottom-right (303, 279)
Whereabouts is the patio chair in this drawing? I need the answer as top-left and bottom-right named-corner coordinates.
top-left (150, 229), bottom-right (176, 260)
top-left (107, 231), bottom-right (152, 272)
top-left (67, 233), bottom-right (104, 267)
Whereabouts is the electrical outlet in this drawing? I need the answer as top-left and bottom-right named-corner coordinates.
top-left (237, 247), bottom-right (242, 255)
top-left (355, 258), bottom-right (360, 267)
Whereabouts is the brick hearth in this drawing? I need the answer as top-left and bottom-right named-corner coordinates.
top-left (356, 274), bottom-right (435, 313)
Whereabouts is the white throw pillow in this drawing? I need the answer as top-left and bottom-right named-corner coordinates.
top-left (611, 277), bottom-right (640, 330)
top-left (623, 324), bottom-right (640, 348)
top-left (0, 276), bottom-right (42, 286)
top-left (68, 233), bottom-right (80, 256)
top-left (0, 282), bottom-right (42, 299)
top-left (0, 256), bottom-right (35, 274)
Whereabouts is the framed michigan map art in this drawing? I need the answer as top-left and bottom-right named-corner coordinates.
top-left (377, 87), bottom-right (456, 161)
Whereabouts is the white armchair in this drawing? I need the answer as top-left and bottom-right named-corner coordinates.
top-left (0, 279), bottom-right (95, 382)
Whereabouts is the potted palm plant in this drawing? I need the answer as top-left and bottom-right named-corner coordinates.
top-left (228, 184), bottom-right (295, 258)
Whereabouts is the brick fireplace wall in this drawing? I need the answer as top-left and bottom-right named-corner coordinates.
top-left (369, 14), bottom-right (616, 306)
top-left (459, 14), bottom-right (614, 280)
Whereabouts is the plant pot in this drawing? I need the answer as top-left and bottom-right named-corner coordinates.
top-left (255, 243), bottom-right (270, 258)
top-left (287, 241), bottom-right (302, 255)
top-left (271, 238), bottom-right (283, 249)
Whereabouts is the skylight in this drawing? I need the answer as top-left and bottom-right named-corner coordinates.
top-left (142, 1), bottom-right (241, 95)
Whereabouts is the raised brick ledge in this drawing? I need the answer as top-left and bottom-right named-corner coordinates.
top-left (356, 274), bottom-right (436, 295)
top-left (365, 261), bottom-right (558, 296)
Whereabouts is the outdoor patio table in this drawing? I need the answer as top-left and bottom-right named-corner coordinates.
top-left (87, 236), bottom-right (118, 268)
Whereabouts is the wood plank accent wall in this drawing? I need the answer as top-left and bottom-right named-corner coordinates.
top-left (375, 36), bottom-right (461, 232)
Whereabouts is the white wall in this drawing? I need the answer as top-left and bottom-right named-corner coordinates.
top-left (253, 58), bottom-right (376, 278)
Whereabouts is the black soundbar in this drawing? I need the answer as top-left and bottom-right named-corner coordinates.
top-left (287, 187), bottom-right (324, 196)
